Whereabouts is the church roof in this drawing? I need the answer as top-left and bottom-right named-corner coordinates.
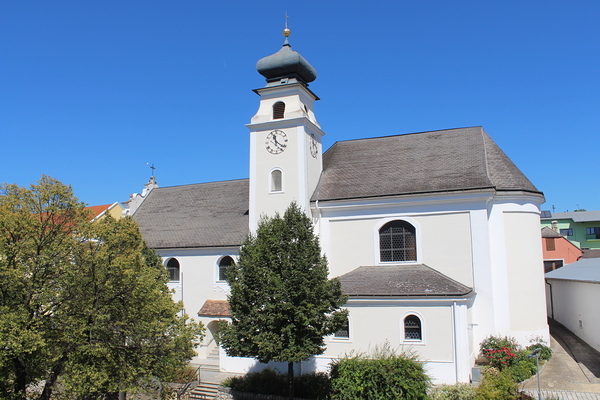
top-left (312, 126), bottom-right (541, 202)
top-left (337, 265), bottom-right (473, 298)
top-left (132, 179), bottom-right (249, 249)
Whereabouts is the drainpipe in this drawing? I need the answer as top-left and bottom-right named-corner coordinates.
top-left (546, 280), bottom-right (554, 320)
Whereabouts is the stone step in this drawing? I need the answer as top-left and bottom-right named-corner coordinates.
top-left (189, 382), bottom-right (220, 400)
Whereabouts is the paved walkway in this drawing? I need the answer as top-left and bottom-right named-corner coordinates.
top-left (521, 319), bottom-right (600, 399)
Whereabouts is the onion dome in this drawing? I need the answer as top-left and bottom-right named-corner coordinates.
top-left (256, 29), bottom-right (317, 85)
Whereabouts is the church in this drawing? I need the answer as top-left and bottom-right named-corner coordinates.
top-left (129, 29), bottom-right (549, 384)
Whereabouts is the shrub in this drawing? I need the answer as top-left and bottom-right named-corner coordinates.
top-left (170, 365), bottom-right (198, 383)
top-left (480, 336), bottom-right (520, 370)
top-left (526, 343), bottom-right (552, 361)
top-left (223, 368), bottom-right (330, 399)
top-left (429, 383), bottom-right (477, 400)
top-left (506, 359), bottom-right (537, 382)
top-left (474, 367), bottom-right (518, 400)
top-left (330, 344), bottom-right (430, 400)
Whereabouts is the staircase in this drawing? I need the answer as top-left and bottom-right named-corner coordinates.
top-left (188, 381), bottom-right (220, 399)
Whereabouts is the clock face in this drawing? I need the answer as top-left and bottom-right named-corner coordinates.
top-left (309, 134), bottom-right (318, 158)
top-left (266, 130), bottom-right (288, 154)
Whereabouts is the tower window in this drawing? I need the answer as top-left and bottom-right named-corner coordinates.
top-left (219, 256), bottom-right (235, 282)
top-left (271, 169), bottom-right (282, 192)
top-left (273, 102), bottom-right (285, 119)
top-left (404, 315), bottom-right (422, 340)
top-left (379, 220), bottom-right (416, 262)
top-left (166, 258), bottom-right (180, 282)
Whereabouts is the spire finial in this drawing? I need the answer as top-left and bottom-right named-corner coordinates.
top-left (283, 12), bottom-right (291, 45)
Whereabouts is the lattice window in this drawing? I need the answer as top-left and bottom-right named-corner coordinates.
top-left (379, 220), bottom-right (416, 262)
top-left (404, 315), bottom-right (422, 340)
top-left (334, 318), bottom-right (350, 339)
top-left (219, 256), bottom-right (235, 281)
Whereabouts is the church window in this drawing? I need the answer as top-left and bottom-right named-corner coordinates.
top-left (404, 315), bottom-right (422, 340)
top-left (219, 256), bottom-right (235, 282)
top-left (166, 258), bottom-right (180, 282)
top-left (334, 317), bottom-right (350, 339)
top-left (379, 220), bottom-right (416, 262)
top-left (273, 101), bottom-right (285, 119)
top-left (271, 169), bottom-right (283, 192)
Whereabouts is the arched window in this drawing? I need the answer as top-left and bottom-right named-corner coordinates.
top-left (404, 315), bottom-right (422, 340)
top-left (166, 258), bottom-right (180, 282)
top-left (273, 102), bottom-right (285, 119)
top-left (219, 256), bottom-right (235, 282)
top-left (271, 169), bottom-right (282, 192)
top-left (379, 220), bottom-right (416, 262)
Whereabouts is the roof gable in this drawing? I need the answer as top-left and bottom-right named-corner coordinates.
top-left (312, 127), bottom-right (540, 202)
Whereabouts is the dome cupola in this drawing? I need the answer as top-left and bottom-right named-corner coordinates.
top-left (256, 28), bottom-right (317, 86)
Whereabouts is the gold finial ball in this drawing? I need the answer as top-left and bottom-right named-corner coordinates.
top-left (283, 28), bottom-right (291, 37)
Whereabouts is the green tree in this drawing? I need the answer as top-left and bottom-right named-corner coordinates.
top-left (219, 202), bottom-right (347, 400)
top-left (0, 176), bottom-right (204, 400)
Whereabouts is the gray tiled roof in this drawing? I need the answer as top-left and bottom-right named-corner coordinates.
top-left (541, 227), bottom-right (562, 238)
top-left (133, 179), bottom-right (249, 249)
top-left (312, 127), bottom-right (541, 201)
top-left (540, 210), bottom-right (600, 222)
top-left (337, 265), bottom-right (473, 297)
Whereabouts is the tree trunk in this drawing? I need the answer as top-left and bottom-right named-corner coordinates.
top-left (13, 357), bottom-right (27, 400)
top-left (39, 355), bottom-right (68, 400)
top-left (288, 361), bottom-right (294, 400)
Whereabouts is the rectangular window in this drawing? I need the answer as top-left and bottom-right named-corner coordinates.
top-left (559, 228), bottom-right (573, 236)
top-left (544, 260), bottom-right (563, 273)
top-left (586, 227), bottom-right (600, 240)
top-left (545, 238), bottom-right (556, 251)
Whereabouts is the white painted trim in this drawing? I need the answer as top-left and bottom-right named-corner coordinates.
top-left (400, 311), bottom-right (426, 345)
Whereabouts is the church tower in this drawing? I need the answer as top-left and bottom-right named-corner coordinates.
top-left (247, 27), bottom-right (325, 231)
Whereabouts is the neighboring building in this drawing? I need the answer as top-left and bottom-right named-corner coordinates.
top-left (541, 227), bottom-right (582, 272)
top-left (546, 258), bottom-right (600, 352)
top-left (541, 211), bottom-right (600, 250)
top-left (129, 32), bottom-right (549, 384)
top-left (86, 202), bottom-right (124, 222)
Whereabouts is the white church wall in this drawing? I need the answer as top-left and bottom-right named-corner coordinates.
top-left (158, 247), bottom-right (239, 364)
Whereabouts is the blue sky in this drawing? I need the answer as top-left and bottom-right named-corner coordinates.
top-left (1, 1), bottom-right (598, 213)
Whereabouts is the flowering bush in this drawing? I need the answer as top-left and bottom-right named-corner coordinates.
top-left (482, 347), bottom-right (517, 369)
top-left (480, 336), bottom-right (520, 370)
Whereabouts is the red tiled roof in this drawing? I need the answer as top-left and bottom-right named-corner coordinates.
top-left (198, 299), bottom-right (230, 317)
top-left (86, 204), bottom-right (113, 220)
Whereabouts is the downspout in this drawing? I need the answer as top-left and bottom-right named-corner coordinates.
top-left (453, 301), bottom-right (459, 383)
top-left (546, 280), bottom-right (554, 320)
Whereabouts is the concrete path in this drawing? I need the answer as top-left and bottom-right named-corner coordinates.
top-left (521, 319), bottom-right (600, 399)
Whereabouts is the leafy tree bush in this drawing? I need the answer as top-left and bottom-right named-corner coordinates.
top-left (506, 359), bottom-right (537, 383)
top-left (223, 369), bottom-right (330, 399)
top-left (429, 383), bottom-right (477, 400)
top-left (526, 343), bottom-right (552, 361)
top-left (219, 203), bottom-right (347, 400)
top-left (480, 336), bottom-right (521, 370)
top-left (329, 344), bottom-right (430, 400)
top-left (474, 367), bottom-right (518, 400)
top-left (0, 176), bottom-right (204, 400)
